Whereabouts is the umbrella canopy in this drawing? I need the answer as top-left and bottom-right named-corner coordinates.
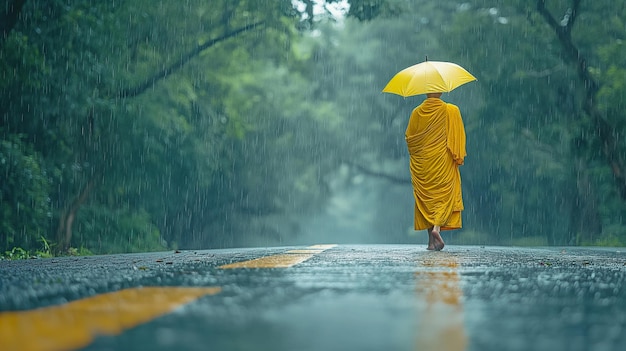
top-left (382, 61), bottom-right (476, 97)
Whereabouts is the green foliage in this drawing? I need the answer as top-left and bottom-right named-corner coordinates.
top-left (2, 0), bottom-right (333, 253)
top-left (0, 135), bottom-right (51, 253)
top-left (36, 235), bottom-right (54, 258)
top-left (345, 0), bottom-right (404, 20)
top-left (74, 206), bottom-right (163, 254)
top-left (1, 235), bottom-right (53, 259)
top-left (67, 246), bottom-right (94, 257)
top-left (438, 1), bottom-right (626, 246)
top-left (2, 247), bottom-right (29, 260)
top-left (584, 231), bottom-right (626, 247)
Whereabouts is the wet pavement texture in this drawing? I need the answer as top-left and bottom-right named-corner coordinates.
top-left (1, 245), bottom-right (626, 351)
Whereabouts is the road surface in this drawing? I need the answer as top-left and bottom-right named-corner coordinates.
top-left (1, 244), bottom-right (625, 351)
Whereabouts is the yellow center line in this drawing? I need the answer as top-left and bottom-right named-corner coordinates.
top-left (219, 244), bottom-right (337, 269)
top-left (0, 286), bottom-right (221, 351)
top-left (285, 249), bottom-right (324, 254)
top-left (415, 253), bottom-right (467, 351)
top-left (305, 244), bottom-right (337, 250)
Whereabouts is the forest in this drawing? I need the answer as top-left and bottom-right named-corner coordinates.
top-left (2, 0), bottom-right (626, 256)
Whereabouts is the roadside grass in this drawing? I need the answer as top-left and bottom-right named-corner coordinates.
top-left (1, 236), bottom-right (92, 260)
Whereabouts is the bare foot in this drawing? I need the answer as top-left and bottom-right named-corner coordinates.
top-left (427, 227), bottom-right (436, 250)
top-left (431, 226), bottom-right (445, 251)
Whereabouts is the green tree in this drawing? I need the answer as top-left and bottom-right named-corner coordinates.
top-left (443, 0), bottom-right (626, 245)
top-left (0, 135), bottom-right (50, 251)
top-left (1, 0), bottom-right (397, 254)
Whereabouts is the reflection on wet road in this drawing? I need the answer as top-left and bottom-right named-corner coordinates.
top-left (415, 253), bottom-right (467, 351)
top-left (1, 245), bottom-right (625, 351)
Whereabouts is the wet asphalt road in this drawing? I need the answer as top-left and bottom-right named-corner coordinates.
top-left (1, 245), bottom-right (626, 351)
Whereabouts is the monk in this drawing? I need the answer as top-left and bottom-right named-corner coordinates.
top-left (405, 92), bottom-right (466, 251)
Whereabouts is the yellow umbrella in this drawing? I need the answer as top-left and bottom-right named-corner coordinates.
top-left (382, 61), bottom-right (477, 97)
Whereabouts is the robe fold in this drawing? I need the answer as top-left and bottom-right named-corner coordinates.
top-left (405, 98), bottom-right (466, 231)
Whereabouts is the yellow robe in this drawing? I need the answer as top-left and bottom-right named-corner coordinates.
top-left (405, 98), bottom-right (466, 231)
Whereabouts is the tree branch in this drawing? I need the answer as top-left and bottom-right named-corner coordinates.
top-left (117, 21), bottom-right (265, 99)
top-left (536, 0), bottom-right (597, 94)
top-left (56, 176), bottom-right (97, 253)
top-left (345, 161), bottom-right (410, 185)
top-left (565, 0), bottom-right (581, 33)
top-left (535, 0), bottom-right (626, 200)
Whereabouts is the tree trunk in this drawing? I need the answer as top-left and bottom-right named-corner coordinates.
top-left (569, 156), bottom-right (602, 244)
top-left (56, 178), bottom-right (95, 253)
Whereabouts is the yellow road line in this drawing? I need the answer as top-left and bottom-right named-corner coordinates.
top-left (285, 249), bottom-right (325, 254)
top-left (305, 244), bottom-right (337, 250)
top-left (219, 244), bottom-right (337, 269)
top-left (414, 253), bottom-right (467, 351)
top-left (0, 286), bottom-right (221, 351)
